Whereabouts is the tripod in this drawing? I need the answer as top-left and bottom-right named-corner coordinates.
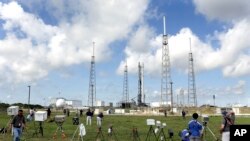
top-left (131, 127), bottom-right (140, 141)
top-left (95, 127), bottom-right (105, 141)
top-left (3, 116), bottom-right (14, 140)
top-left (156, 127), bottom-right (167, 141)
top-left (145, 125), bottom-right (157, 141)
top-left (33, 121), bottom-right (43, 137)
top-left (53, 121), bottom-right (66, 140)
top-left (71, 124), bottom-right (85, 141)
top-left (202, 123), bottom-right (218, 141)
top-left (107, 126), bottom-right (118, 141)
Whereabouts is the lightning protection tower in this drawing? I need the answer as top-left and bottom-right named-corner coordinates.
top-left (161, 16), bottom-right (172, 107)
top-left (188, 38), bottom-right (197, 107)
top-left (122, 60), bottom-right (129, 107)
top-left (88, 42), bottom-right (96, 108)
top-left (138, 62), bottom-right (143, 106)
top-left (179, 88), bottom-right (185, 107)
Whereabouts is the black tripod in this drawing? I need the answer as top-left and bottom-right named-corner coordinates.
top-left (33, 121), bottom-right (43, 137)
top-left (145, 125), bottom-right (157, 141)
top-left (53, 121), bottom-right (66, 140)
top-left (95, 127), bottom-right (105, 141)
top-left (131, 127), bottom-right (140, 141)
top-left (3, 116), bottom-right (14, 140)
top-left (156, 127), bottom-right (167, 141)
top-left (107, 126), bottom-right (118, 141)
top-left (202, 122), bottom-right (218, 141)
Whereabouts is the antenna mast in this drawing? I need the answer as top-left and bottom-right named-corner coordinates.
top-left (161, 16), bottom-right (172, 107)
top-left (88, 42), bottom-right (96, 108)
top-left (188, 38), bottom-right (197, 107)
top-left (122, 60), bottom-right (129, 107)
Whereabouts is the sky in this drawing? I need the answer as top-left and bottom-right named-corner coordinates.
top-left (0, 0), bottom-right (249, 107)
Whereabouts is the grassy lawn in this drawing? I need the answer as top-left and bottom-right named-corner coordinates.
top-left (0, 111), bottom-right (250, 141)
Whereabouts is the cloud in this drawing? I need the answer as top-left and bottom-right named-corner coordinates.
top-left (225, 80), bottom-right (246, 95)
top-left (197, 80), bottom-right (246, 97)
top-left (223, 55), bottom-right (250, 77)
top-left (117, 19), bottom-right (250, 77)
top-left (0, 0), bottom-right (149, 84)
top-left (193, 0), bottom-right (250, 22)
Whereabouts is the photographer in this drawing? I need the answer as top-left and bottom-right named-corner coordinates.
top-left (188, 113), bottom-right (202, 141)
top-left (97, 112), bottom-right (104, 127)
top-left (11, 110), bottom-right (26, 141)
top-left (182, 110), bottom-right (186, 120)
top-left (220, 111), bottom-right (235, 141)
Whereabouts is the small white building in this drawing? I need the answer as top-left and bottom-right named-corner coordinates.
top-left (96, 100), bottom-right (105, 107)
top-left (65, 100), bottom-right (82, 107)
top-left (150, 101), bottom-right (171, 107)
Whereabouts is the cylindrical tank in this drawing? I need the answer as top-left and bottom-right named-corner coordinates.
top-left (56, 98), bottom-right (66, 108)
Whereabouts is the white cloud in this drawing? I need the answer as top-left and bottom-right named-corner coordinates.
top-left (193, 0), bottom-right (250, 22)
top-left (0, 0), bottom-right (149, 84)
top-left (225, 80), bottom-right (246, 95)
top-left (117, 19), bottom-right (250, 77)
top-left (197, 80), bottom-right (246, 97)
top-left (223, 55), bottom-right (250, 77)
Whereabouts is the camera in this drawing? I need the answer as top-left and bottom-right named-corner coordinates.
top-left (202, 115), bottom-right (209, 126)
top-left (146, 119), bottom-right (155, 126)
top-left (156, 121), bottom-right (161, 127)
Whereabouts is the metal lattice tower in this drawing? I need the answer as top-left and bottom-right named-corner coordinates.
top-left (88, 42), bottom-right (96, 107)
top-left (188, 38), bottom-right (197, 107)
top-left (138, 62), bottom-right (142, 106)
top-left (161, 16), bottom-right (172, 107)
top-left (141, 63), bottom-right (145, 104)
top-left (122, 60), bottom-right (129, 104)
top-left (179, 88), bottom-right (185, 107)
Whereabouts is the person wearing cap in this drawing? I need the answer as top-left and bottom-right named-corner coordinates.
top-left (181, 129), bottom-right (190, 141)
top-left (220, 111), bottom-right (234, 141)
top-left (11, 109), bottom-right (26, 141)
top-left (188, 113), bottom-right (202, 141)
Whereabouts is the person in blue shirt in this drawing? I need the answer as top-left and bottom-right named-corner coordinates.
top-left (181, 129), bottom-right (190, 141)
top-left (188, 113), bottom-right (202, 141)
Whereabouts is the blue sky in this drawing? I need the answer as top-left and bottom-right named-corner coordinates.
top-left (0, 0), bottom-right (249, 107)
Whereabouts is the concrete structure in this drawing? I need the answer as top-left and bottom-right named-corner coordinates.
top-left (115, 109), bottom-right (125, 114)
top-left (96, 100), bottom-right (105, 107)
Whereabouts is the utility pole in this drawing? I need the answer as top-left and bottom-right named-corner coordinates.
top-left (28, 85), bottom-right (31, 106)
top-left (213, 95), bottom-right (215, 106)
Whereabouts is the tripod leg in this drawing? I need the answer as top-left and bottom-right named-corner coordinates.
top-left (71, 126), bottom-right (79, 141)
top-left (113, 131), bottom-right (118, 141)
top-left (145, 126), bottom-right (152, 141)
top-left (53, 127), bottom-right (59, 139)
top-left (207, 126), bottom-right (218, 140)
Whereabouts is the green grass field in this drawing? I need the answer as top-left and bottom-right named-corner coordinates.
top-left (0, 112), bottom-right (250, 141)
